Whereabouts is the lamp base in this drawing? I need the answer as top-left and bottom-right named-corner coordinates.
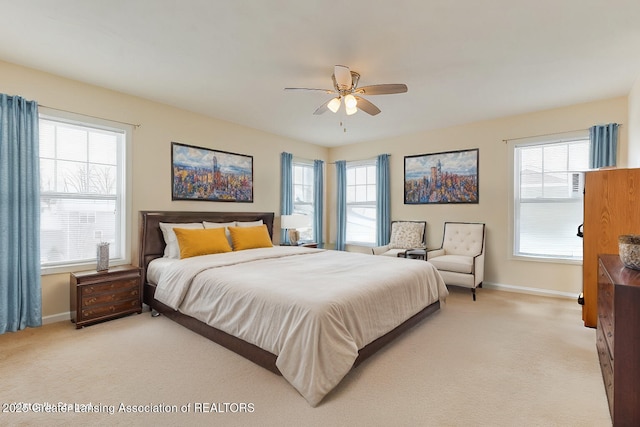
top-left (288, 229), bottom-right (300, 246)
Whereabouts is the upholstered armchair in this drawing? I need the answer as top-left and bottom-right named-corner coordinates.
top-left (427, 222), bottom-right (486, 300)
top-left (372, 221), bottom-right (426, 257)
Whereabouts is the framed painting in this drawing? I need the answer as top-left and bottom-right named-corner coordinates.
top-left (171, 142), bottom-right (253, 202)
top-left (404, 148), bottom-right (479, 204)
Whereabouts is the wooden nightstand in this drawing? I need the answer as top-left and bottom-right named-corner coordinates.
top-left (70, 265), bottom-right (142, 328)
top-left (281, 242), bottom-right (318, 248)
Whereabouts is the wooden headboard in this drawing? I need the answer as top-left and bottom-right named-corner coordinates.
top-left (138, 211), bottom-right (275, 286)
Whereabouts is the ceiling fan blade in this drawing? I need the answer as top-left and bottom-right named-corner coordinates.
top-left (354, 96), bottom-right (381, 116)
top-left (334, 65), bottom-right (353, 90)
top-left (355, 84), bottom-right (408, 95)
top-left (313, 98), bottom-right (332, 115)
top-left (284, 87), bottom-right (335, 94)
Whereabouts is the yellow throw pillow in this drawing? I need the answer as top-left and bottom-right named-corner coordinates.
top-left (228, 225), bottom-right (273, 251)
top-left (173, 227), bottom-right (232, 259)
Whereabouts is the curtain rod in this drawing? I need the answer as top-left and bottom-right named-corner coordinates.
top-left (502, 123), bottom-right (623, 143)
top-left (39, 104), bottom-right (141, 128)
top-left (328, 154), bottom-right (391, 164)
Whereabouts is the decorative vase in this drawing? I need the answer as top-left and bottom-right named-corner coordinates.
top-left (97, 242), bottom-right (110, 271)
top-left (619, 235), bottom-right (640, 270)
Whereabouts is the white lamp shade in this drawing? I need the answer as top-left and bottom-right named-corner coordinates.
top-left (344, 94), bottom-right (357, 109)
top-left (327, 97), bottom-right (341, 113)
top-left (281, 214), bottom-right (311, 229)
top-left (345, 104), bottom-right (358, 115)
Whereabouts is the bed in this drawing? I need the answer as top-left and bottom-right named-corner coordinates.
top-left (139, 211), bottom-right (448, 406)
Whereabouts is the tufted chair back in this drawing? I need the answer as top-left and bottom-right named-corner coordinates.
top-left (428, 221), bottom-right (486, 300)
top-left (441, 222), bottom-right (485, 256)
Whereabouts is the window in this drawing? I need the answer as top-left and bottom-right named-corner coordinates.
top-left (39, 111), bottom-right (131, 273)
top-left (292, 161), bottom-right (314, 241)
top-left (512, 135), bottom-right (590, 261)
top-left (346, 161), bottom-right (377, 244)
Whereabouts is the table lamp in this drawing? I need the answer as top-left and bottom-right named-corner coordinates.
top-left (280, 214), bottom-right (311, 245)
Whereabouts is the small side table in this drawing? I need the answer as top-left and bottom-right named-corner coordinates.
top-left (70, 265), bottom-right (142, 328)
top-left (280, 242), bottom-right (318, 248)
top-left (398, 249), bottom-right (427, 260)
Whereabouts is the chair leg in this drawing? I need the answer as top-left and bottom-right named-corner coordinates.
top-left (472, 288), bottom-right (476, 301)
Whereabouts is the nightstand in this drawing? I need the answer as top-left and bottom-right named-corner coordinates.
top-left (281, 242), bottom-right (318, 248)
top-left (70, 265), bottom-right (142, 328)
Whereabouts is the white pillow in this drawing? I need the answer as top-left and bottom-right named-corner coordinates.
top-left (202, 221), bottom-right (236, 228)
top-left (202, 221), bottom-right (236, 247)
top-left (236, 220), bottom-right (263, 227)
top-left (159, 222), bottom-right (204, 259)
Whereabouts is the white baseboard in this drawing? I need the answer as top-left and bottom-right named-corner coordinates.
top-left (43, 312), bottom-right (70, 325)
top-left (483, 282), bottom-right (579, 300)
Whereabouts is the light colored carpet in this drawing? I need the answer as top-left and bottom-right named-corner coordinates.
top-left (0, 287), bottom-right (611, 427)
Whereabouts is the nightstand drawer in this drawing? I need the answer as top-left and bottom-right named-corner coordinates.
top-left (81, 279), bottom-right (139, 296)
top-left (81, 286), bottom-right (139, 307)
top-left (80, 299), bottom-right (140, 321)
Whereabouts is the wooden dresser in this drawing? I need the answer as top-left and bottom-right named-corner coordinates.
top-left (596, 254), bottom-right (640, 426)
top-left (583, 168), bottom-right (640, 328)
top-left (70, 265), bottom-right (142, 328)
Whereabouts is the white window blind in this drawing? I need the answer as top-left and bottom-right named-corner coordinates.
top-left (346, 161), bottom-right (377, 244)
top-left (39, 113), bottom-right (129, 271)
top-left (513, 137), bottom-right (590, 261)
top-left (292, 161), bottom-right (314, 241)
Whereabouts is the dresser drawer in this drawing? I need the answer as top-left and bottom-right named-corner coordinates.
top-left (596, 326), bottom-right (615, 417)
top-left (597, 281), bottom-right (613, 318)
top-left (597, 325), bottom-right (614, 370)
top-left (597, 280), bottom-right (615, 353)
top-left (81, 278), bottom-right (139, 296)
top-left (81, 286), bottom-right (139, 307)
top-left (80, 298), bottom-right (140, 322)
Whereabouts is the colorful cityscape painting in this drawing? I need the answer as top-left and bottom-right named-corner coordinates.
top-left (404, 148), bottom-right (479, 204)
top-left (171, 142), bottom-right (253, 202)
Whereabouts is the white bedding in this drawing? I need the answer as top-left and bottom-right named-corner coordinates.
top-left (154, 246), bottom-right (448, 406)
top-left (147, 257), bottom-right (176, 285)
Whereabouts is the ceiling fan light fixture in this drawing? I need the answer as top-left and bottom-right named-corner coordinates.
top-left (327, 97), bottom-right (341, 113)
top-left (285, 65), bottom-right (408, 116)
top-left (344, 94), bottom-right (357, 109)
top-left (334, 65), bottom-right (352, 90)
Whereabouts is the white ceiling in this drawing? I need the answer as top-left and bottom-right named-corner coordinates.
top-left (1, 1), bottom-right (639, 147)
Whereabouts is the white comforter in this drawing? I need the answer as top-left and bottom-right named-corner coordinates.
top-left (154, 246), bottom-right (448, 406)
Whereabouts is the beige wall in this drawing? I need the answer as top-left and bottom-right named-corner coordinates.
top-left (1, 58), bottom-right (632, 319)
top-left (328, 97), bottom-right (628, 297)
top-left (628, 75), bottom-right (640, 168)
top-left (0, 60), bottom-right (328, 320)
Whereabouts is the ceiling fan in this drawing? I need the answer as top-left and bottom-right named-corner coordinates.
top-left (284, 65), bottom-right (408, 116)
